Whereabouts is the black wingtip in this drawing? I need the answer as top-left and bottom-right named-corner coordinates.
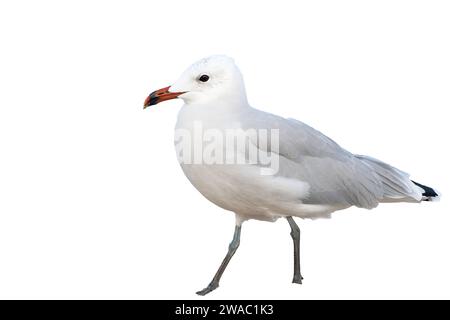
top-left (411, 180), bottom-right (439, 198)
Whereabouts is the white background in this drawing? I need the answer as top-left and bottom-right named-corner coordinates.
top-left (0, 0), bottom-right (449, 299)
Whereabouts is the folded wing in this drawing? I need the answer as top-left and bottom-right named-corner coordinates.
top-left (242, 108), bottom-right (422, 209)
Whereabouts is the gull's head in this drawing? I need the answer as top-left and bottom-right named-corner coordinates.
top-left (144, 55), bottom-right (247, 108)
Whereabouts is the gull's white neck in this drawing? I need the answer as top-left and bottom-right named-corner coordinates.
top-left (176, 97), bottom-right (250, 130)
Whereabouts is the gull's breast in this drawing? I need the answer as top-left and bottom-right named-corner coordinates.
top-left (179, 162), bottom-right (313, 221)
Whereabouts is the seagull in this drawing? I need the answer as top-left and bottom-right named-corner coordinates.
top-left (143, 55), bottom-right (439, 295)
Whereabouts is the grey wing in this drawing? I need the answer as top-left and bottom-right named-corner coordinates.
top-left (242, 109), bottom-right (385, 209)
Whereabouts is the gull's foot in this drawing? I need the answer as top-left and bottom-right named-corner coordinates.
top-left (293, 275), bottom-right (303, 284)
top-left (196, 283), bottom-right (219, 296)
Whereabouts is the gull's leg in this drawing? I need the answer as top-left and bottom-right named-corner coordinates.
top-left (196, 224), bottom-right (241, 296)
top-left (286, 216), bottom-right (303, 284)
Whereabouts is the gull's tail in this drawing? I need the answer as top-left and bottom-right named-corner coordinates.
top-left (411, 180), bottom-right (441, 202)
top-left (356, 155), bottom-right (440, 203)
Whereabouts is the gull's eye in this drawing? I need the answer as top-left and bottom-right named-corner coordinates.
top-left (198, 74), bottom-right (210, 82)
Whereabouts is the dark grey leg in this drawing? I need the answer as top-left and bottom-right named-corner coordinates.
top-left (196, 225), bottom-right (242, 296)
top-left (286, 216), bottom-right (303, 284)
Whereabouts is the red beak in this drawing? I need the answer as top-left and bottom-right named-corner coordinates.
top-left (143, 86), bottom-right (185, 109)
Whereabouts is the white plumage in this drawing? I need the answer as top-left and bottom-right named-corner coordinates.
top-left (144, 55), bottom-right (439, 295)
top-left (172, 56), bottom-right (428, 222)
